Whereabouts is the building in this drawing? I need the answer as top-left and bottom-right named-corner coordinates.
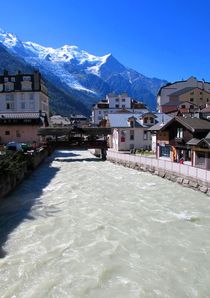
top-left (158, 77), bottom-right (210, 112)
top-left (105, 112), bottom-right (158, 151)
top-left (0, 70), bottom-right (49, 144)
top-left (155, 116), bottom-right (210, 165)
top-left (92, 93), bottom-right (148, 125)
top-left (69, 114), bottom-right (89, 127)
top-left (50, 115), bottom-right (71, 127)
top-left (190, 132), bottom-right (210, 170)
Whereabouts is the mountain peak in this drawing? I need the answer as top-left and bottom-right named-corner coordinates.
top-left (0, 28), bottom-right (20, 48)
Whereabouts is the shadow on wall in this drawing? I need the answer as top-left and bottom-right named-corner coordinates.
top-left (0, 151), bottom-right (66, 258)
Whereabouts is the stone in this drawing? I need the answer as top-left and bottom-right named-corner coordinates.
top-left (199, 186), bottom-right (208, 193)
top-left (177, 177), bottom-right (183, 184)
top-left (170, 175), bottom-right (177, 182)
top-left (183, 179), bottom-right (189, 186)
top-left (189, 181), bottom-right (198, 188)
top-left (158, 172), bottom-right (165, 178)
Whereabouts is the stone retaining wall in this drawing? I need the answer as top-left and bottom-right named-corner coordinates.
top-left (0, 148), bottom-right (49, 199)
top-left (107, 150), bottom-right (210, 196)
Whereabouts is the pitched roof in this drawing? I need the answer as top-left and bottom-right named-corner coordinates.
top-left (107, 113), bottom-right (145, 128)
top-left (159, 116), bottom-right (210, 132)
top-left (148, 113), bottom-right (172, 131)
top-left (186, 138), bottom-right (200, 146)
top-left (0, 112), bottom-right (41, 119)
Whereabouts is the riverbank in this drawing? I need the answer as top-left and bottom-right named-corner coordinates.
top-left (0, 148), bottom-right (49, 199)
top-left (107, 149), bottom-right (210, 196)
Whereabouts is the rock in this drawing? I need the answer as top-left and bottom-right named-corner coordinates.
top-left (177, 177), bottom-right (183, 184)
top-left (199, 186), bottom-right (208, 193)
top-left (183, 179), bottom-right (189, 186)
top-left (189, 181), bottom-right (198, 189)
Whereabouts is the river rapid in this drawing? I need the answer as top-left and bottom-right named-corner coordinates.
top-left (0, 150), bottom-right (210, 298)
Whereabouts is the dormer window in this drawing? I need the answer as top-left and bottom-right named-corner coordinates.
top-left (130, 120), bottom-right (134, 128)
top-left (23, 76), bottom-right (31, 81)
top-left (4, 77), bottom-right (8, 82)
top-left (144, 117), bottom-right (148, 124)
top-left (150, 117), bottom-right (154, 123)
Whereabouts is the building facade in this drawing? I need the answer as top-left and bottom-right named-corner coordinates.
top-left (0, 70), bottom-right (49, 145)
top-left (158, 77), bottom-right (210, 112)
top-left (0, 70), bottom-right (49, 117)
top-left (92, 93), bottom-right (148, 125)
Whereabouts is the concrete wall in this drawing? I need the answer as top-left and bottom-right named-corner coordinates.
top-left (107, 150), bottom-right (210, 194)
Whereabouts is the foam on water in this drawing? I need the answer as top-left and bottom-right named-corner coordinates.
top-left (0, 150), bottom-right (210, 298)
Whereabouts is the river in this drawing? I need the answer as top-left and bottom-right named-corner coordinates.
top-left (0, 150), bottom-right (210, 298)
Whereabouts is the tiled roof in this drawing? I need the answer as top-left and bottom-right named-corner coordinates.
top-left (186, 138), bottom-right (200, 145)
top-left (0, 112), bottom-right (41, 119)
top-left (159, 116), bottom-right (210, 132)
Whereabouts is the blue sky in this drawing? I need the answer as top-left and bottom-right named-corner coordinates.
top-left (1, 0), bottom-right (210, 82)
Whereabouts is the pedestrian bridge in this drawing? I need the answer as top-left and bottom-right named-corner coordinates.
top-left (37, 127), bottom-right (111, 154)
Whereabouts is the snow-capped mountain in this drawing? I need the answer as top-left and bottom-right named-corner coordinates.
top-left (0, 28), bottom-right (167, 112)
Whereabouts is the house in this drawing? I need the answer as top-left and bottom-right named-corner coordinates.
top-left (105, 112), bottom-right (157, 151)
top-left (92, 93), bottom-right (148, 125)
top-left (0, 70), bottom-right (49, 145)
top-left (69, 114), bottom-right (89, 127)
top-left (157, 76), bottom-right (210, 112)
top-left (50, 115), bottom-right (71, 127)
top-left (186, 132), bottom-right (210, 170)
top-left (0, 112), bottom-right (47, 144)
top-left (155, 116), bottom-right (210, 165)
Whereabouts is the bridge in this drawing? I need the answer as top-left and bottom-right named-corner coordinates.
top-left (37, 126), bottom-right (112, 159)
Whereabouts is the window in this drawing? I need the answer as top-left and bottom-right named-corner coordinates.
top-left (5, 84), bottom-right (14, 91)
top-left (143, 131), bottom-right (148, 140)
top-left (181, 104), bottom-right (186, 108)
top-left (200, 92), bottom-right (203, 95)
top-left (6, 103), bottom-right (14, 109)
top-left (190, 105), bottom-right (194, 109)
top-left (190, 91), bottom-right (194, 95)
top-left (23, 76), bottom-right (31, 81)
top-left (98, 111), bottom-right (101, 114)
top-left (177, 127), bottom-right (183, 138)
top-left (4, 77), bottom-right (8, 82)
top-left (29, 94), bottom-right (34, 100)
top-left (6, 94), bottom-right (14, 101)
top-left (130, 120), bottom-right (134, 128)
top-left (207, 98), bottom-right (209, 102)
top-left (11, 77), bottom-right (15, 82)
top-left (21, 102), bottom-right (26, 109)
top-left (130, 130), bottom-right (134, 140)
top-left (130, 144), bottom-right (134, 150)
top-left (144, 117), bottom-right (148, 124)
top-left (160, 145), bottom-right (170, 157)
top-left (115, 104), bottom-right (119, 108)
top-left (150, 117), bottom-right (154, 123)
top-left (16, 130), bottom-right (21, 137)
top-left (190, 98), bottom-right (194, 102)
top-left (122, 104), bottom-right (125, 108)
top-left (200, 98), bottom-right (203, 100)
top-left (5, 131), bottom-right (10, 135)
top-left (122, 98), bottom-right (125, 102)
top-left (115, 98), bottom-right (119, 102)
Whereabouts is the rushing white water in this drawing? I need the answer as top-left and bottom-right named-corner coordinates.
top-left (0, 150), bottom-right (210, 298)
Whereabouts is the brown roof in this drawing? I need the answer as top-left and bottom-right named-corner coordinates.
top-left (159, 116), bottom-right (210, 132)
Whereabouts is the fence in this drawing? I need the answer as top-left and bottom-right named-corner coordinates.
top-left (107, 150), bottom-right (210, 187)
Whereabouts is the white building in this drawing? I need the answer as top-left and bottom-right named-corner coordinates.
top-left (157, 76), bottom-right (210, 112)
top-left (0, 70), bottom-right (49, 118)
top-left (106, 112), bottom-right (157, 151)
top-left (92, 93), bottom-right (148, 125)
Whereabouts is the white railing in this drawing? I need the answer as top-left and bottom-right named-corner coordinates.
top-left (107, 150), bottom-right (210, 185)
